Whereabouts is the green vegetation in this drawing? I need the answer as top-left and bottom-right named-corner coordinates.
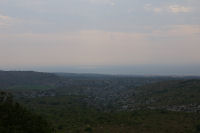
top-left (125, 79), bottom-right (200, 107)
top-left (0, 91), bottom-right (54, 133)
top-left (20, 95), bottom-right (200, 133)
top-left (1, 71), bottom-right (200, 133)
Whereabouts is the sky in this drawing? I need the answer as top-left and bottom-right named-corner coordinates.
top-left (0, 0), bottom-right (200, 75)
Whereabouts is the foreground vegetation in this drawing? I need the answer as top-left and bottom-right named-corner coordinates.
top-left (0, 92), bottom-right (54, 133)
top-left (20, 95), bottom-right (200, 133)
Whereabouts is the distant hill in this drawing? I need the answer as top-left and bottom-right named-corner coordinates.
top-left (0, 71), bottom-right (63, 89)
top-left (0, 71), bottom-right (180, 98)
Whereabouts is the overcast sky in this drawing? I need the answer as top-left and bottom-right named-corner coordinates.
top-left (0, 0), bottom-right (200, 75)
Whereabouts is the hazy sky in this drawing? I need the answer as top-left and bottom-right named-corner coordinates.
top-left (0, 0), bottom-right (200, 75)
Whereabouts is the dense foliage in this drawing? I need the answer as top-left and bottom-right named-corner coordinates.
top-left (0, 91), bottom-right (54, 133)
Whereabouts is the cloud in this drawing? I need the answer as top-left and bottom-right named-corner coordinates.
top-left (0, 14), bottom-right (13, 28)
top-left (0, 14), bottom-right (27, 29)
top-left (144, 4), bottom-right (192, 14)
top-left (0, 26), bottom-right (200, 66)
top-left (150, 25), bottom-right (200, 37)
top-left (0, 30), bottom-right (149, 66)
top-left (144, 4), bottom-right (153, 11)
top-left (153, 8), bottom-right (163, 13)
top-left (168, 5), bottom-right (191, 13)
top-left (144, 4), bottom-right (164, 13)
top-left (0, 0), bottom-right (199, 69)
top-left (88, 0), bottom-right (115, 6)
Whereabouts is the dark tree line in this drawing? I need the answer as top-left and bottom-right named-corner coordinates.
top-left (0, 91), bottom-right (54, 133)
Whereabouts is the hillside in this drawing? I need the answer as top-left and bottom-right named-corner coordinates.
top-left (0, 71), bottom-right (63, 89)
top-left (120, 79), bottom-right (200, 111)
top-left (0, 71), bottom-right (180, 105)
top-left (20, 95), bottom-right (200, 133)
top-left (1, 71), bottom-right (200, 132)
top-left (1, 71), bottom-right (200, 111)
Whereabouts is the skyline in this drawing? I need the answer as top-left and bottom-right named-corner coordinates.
top-left (0, 0), bottom-right (200, 75)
